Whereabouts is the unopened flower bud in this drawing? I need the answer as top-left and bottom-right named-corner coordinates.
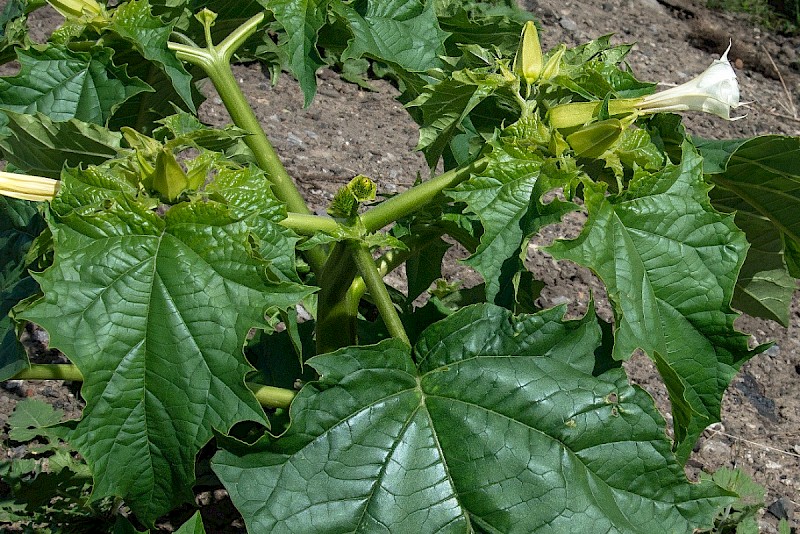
top-left (0, 170), bottom-right (59, 202)
top-left (512, 21), bottom-right (543, 85)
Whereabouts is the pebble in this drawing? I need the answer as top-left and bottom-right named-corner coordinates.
top-left (700, 440), bottom-right (731, 457)
top-left (287, 133), bottom-right (304, 146)
top-left (767, 497), bottom-right (794, 521)
top-left (559, 17), bottom-right (578, 32)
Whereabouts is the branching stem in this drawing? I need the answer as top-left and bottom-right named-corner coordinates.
top-left (350, 242), bottom-right (409, 345)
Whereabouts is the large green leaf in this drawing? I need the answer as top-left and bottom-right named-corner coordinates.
top-left (261, 0), bottom-right (329, 107)
top-left (448, 117), bottom-right (579, 306)
top-left (548, 142), bottom-right (756, 461)
top-left (0, 111), bottom-right (121, 178)
top-left (109, 0), bottom-right (195, 112)
top-left (0, 196), bottom-right (44, 380)
top-left (20, 167), bottom-right (312, 524)
top-left (333, 0), bottom-right (449, 74)
top-left (213, 304), bottom-right (732, 532)
top-left (205, 166), bottom-right (301, 283)
top-left (0, 45), bottom-right (150, 125)
top-left (698, 136), bottom-right (800, 325)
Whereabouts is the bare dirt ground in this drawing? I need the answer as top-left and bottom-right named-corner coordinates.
top-left (1, 0), bottom-right (799, 532)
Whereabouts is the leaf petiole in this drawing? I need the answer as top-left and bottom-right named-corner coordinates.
top-left (12, 364), bottom-right (297, 409)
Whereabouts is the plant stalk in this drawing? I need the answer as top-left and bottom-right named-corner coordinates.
top-left (360, 158), bottom-right (488, 233)
top-left (11, 364), bottom-right (296, 409)
top-left (350, 242), bottom-right (409, 345)
top-left (315, 242), bottom-right (359, 354)
top-left (169, 15), bottom-right (325, 275)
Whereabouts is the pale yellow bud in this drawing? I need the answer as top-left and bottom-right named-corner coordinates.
top-left (512, 21), bottom-right (543, 85)
top-left (0, 171), bottom-right (59, 202)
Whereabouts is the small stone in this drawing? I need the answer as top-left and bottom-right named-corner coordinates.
top-left (602, 3), bottom-right (613, 11)
top-left (700, 440), bottom-right (731, 457)
top-left (765, 344), bottom-right (780, 357)
top-left (287, 133), bottom-right (304, 146)
top-left (767, 497), bottom-right (794, 521)
top-left (559, 17), bottom-right (578, 32)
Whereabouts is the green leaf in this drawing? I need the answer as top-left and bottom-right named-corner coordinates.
top-left (8, 399), bottom-right (63, 442)
top-left (404, 236), bottom-right (450, 303)
top-left (333, 0), bottom-right (449, 74)
top-left (205, 166), bottom-right (302, 283)
top-left (409, 71), bottom-right (502, 167)
top-left (262, 0), bottom-right (329, 107)
top-left (548, 142), bottom-right (756, 461)
top-left (174, 511), bottom-right (205, 534)
top-left (698, 136), bottom-right (800, 325)
top-left (0, 0), bottom-right (33, 64)
top-left (20, 169), bottom-right (313, 524)
top-left (448, 118), bottom-right (579, 305)
top-left (723, 211), bottom-right (794, 325)
top-left (1, 196), bottom-right (45, 380)
top-left (109, 0), bottom-right (195, 112)
top-left (0, 45), bottom-right (150, 125)
top-left (213, 304), bottom-right (733, 532)
top-left (0, 111), bottom-right (121, 178)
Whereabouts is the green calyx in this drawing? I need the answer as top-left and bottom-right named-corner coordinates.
top-left (329, 174), bottom-right (378, 219)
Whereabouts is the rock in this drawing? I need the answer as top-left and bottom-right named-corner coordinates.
top-left (700, 440), bottom-right (732, 458)
top-left (559, 17), bottom-right (578, 32)
top-left (767, 497), bottom-right (794, 521)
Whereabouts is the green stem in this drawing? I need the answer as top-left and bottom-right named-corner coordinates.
top-left (281, 212), bottom-right (341, 235)
top-left (169, 15), bottom-right (326, 275)
top-left (350, 242), bottom-right (409, 345)
top-left (11, 364), bottom-right (296, 409)
top-left (360, 158), bottom-right (488, 233)
top-left (315, 242), bottom-right (359, 354)
top-left (349, 229), bottom-right (445, 299)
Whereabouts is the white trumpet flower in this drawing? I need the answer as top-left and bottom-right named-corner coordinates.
top-left (638, 44), bottom-right (744, 120)
top-left (550, 44), bottom-right (745, 129)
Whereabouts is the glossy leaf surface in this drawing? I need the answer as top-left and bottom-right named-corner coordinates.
top-left (20, 166), bottom-right (311, 523)
top-left (214, 304), bottom-right (732, 533)
top-left (548, 142), bottom-right (755, 460)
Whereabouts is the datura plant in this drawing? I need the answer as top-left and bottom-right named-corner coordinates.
top-left (0, 1), bottom-right (798, 532)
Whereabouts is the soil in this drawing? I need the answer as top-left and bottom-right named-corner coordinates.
top-left (2, 0), bottom-right (800, 532)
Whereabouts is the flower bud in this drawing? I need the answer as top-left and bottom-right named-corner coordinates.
top-left (512, 21), bottom-right (543, 85)
top-left (565, 119), bottom-right (624, 158)
top-left (0, 170), bottom-right (59, 202)
top-left (47, 0), bottom-right (105, 22)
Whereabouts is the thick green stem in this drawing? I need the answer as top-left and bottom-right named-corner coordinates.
top-left (281, 212), bottom-right (341, 235)
top-left (350, 242), bottom-right (409, 345)
top-left (315, 242), bottom-right (359, 354)
top-left (360, 158), bottom-right (488, 233)
top-left (169, 15), bottom-right (325, 275)
top-left (11, 364), bottom-right (296, 409)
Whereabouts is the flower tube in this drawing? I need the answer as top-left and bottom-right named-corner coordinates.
top-left (0, 170), bottom-right (59, 202)
top-left (550, 45), bottom-right (744, 129)
top-left (637, 44), bottom-right (742, 119)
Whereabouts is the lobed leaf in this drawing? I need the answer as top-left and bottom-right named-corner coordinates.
top-left (213, 304), bottom-right (733, 533)
top-left (0, 111), bottom-right (121, 178)
top-left (548, 142), bottom-right (757, 461)
top-left (20, 167), bottom-right (312, 524)
top-left (261, 0), bottom-right (330, 107)
top-left (0, 45), bottom-right (150, 126)
top-left (448, 117), bottom-right (580, 306)
top-left (698, 136), bottom-right (800, 325)
top-left (108, 0), bottom-right (195, 112)
top-left (333, 0), bottom-right (449, 75)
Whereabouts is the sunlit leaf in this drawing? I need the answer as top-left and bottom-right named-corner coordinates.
top-left (214, 304), bottom-right (733, 532)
